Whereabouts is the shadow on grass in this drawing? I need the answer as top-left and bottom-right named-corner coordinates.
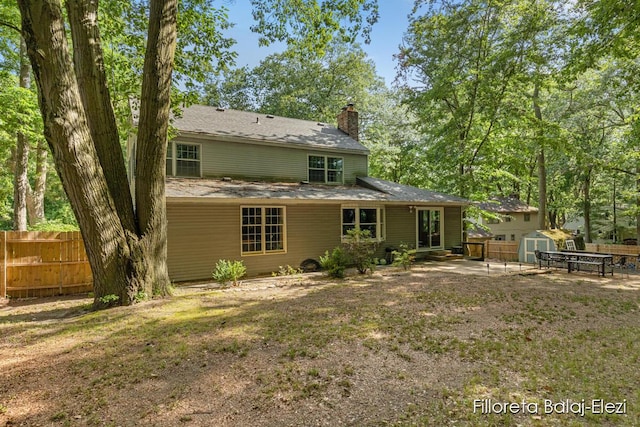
top-left (1, 271), bottom-right (640, 426)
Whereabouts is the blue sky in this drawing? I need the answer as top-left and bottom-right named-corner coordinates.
top-left (221, 0), bottom-right (415, 85)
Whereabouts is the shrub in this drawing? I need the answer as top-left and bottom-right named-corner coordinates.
top-left (342, 228), bottom-right (380, 274)
top-left (319, 247), bottom-right (349, 278)
top-left (98, 294), bottom-right (120, 307)
top-left (392, 243), bottom-right (416, 271)
top-left (212, 259), bottom-right (247, 286)
top-left (272, 265), bottom-right (303, 277)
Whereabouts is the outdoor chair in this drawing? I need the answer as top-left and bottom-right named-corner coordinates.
top-left (612, 256), bottom-right (629, 278)
top-left (534, 249), bottom-right (550, 269)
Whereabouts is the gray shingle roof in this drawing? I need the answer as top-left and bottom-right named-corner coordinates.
top-left (165, 178), bottom-right (387, 202)
top-left (476, 197), bottom-right (538, 213)
top-left (171, 105), bottom-right (369, 154)
top-left (165, 177), bottom-right (469, 206)
top-left (357, 177), bottom-right (470, 205)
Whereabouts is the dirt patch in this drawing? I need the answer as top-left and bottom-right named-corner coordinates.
top-left (1, 262), bottom-right (639, 426)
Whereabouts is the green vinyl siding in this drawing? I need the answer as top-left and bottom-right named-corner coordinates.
top-left (444, 206), bottom-right (463, 248)
top-left (167, 204), bottom-right (241, 281)
top-left (380, 206), bottom-right (415, 253)
top-left (167, 202), bottom-right (342, 280)
top-left (167, 202), bottom-right (465, 281)
top-left (174, 136), bottom-right (367, 184)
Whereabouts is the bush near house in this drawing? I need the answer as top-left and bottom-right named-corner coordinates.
top-left (319, 247), bottom-right (350, 278)
top-left (212, 259), bottom-right (247, 286)
top-left (341, 228), bottom-right (380, 274)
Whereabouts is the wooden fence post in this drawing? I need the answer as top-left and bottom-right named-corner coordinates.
top-left (1, 231), bottom-right (5, 298)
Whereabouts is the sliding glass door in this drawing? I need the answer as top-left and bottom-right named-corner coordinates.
top-left (417, 208), bottom-right (443, 250)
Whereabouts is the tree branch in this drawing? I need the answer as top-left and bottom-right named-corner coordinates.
top-left (0, 19), bottom-right (21, 34)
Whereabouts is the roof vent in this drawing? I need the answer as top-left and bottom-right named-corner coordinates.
top-left (317, 122), bottom-right (325, 127)
top-left (256, 117), bottom-right (260, 124)
top-left (266, 114), bottom-right (274, 119)
top-left (222, 177), bottom-right (232, 182)
top-left (216, 107), bottom-right (225, 112)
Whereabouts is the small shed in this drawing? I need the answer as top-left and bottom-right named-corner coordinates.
top-left (519, 230), bottom-right (559, 264)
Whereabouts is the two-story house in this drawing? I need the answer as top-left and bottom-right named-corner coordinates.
top-left (129, 104), bottom-right (469, 281)
top-left (476, 196), bottom-right (539, 242)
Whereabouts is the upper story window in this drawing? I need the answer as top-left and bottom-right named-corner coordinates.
top-left (524, 213), bottom-right (531, 222)
top-left (167, 142), bottom-right (201, 177)
top-left (308, 155), bottom-right (343, 184)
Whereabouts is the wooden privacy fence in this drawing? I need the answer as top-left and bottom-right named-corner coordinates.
top-left (466, 240), bottom-right (519, 261)
top-left (466, 241), bottom-right (639, 264)
top-left (585, 243), bottom-right (640, 257)
top-left (1, 231), bottom-right (92, 298)
top-left (486, 241), bottom-right (519, 261)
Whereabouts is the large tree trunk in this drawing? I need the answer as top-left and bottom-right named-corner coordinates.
top-left (133, 0), bottom-right (177, 296)
top-left (18, 0), bottom-right (175, 308)
top-left (12, 39), bottom-right (30, 231)
top-left (26, 139), bottom-right (48, 226)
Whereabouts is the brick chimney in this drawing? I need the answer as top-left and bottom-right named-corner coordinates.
top-left (337, 103), bottom-right (359, 141)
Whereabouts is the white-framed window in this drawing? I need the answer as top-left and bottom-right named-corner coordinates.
top-left (308, 155), bottom-right (344, 184)
top-left (416, 208), bottom-right (443, 250)
top-left (341, 206), bottom-right (385, 240)
top-left (241, 206), bottom-right (286, 255)
top-left (166, 142), bottom-right (201, 177)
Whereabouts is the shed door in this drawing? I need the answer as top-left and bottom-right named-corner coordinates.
top-left (523, 238), bottom-right (552, 263)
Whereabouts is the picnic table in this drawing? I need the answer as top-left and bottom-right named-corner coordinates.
top-left (535, 250), bottom-right (614, 277)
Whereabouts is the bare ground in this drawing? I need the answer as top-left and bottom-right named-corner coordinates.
top-left (1, 261), bottom-right (639, 426)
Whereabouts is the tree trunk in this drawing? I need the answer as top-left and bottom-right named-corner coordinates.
top-left (533, 82), bottom-right (546, 231)
top-left (636, 170), bottom-right (639, 246)
top-left (583, 169), bottom-right (592, 243)
top-left (26, 139), bottom-right (48, 226)
top-left (612, 178), bottom-right (617, 244)
top-left (12, 38), bottom-right (30, 231)
top-left (17, 0), bottom-right (175, 308)
top-left (133, 0), bottom-right (177, 297)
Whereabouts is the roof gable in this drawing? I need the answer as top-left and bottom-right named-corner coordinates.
top-left (172, 105), bottom-right (369, 154)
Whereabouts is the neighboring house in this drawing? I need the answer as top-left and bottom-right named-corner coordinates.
top-left (128, 104), bottom-right (469, 281)
top-left (476, 197), bottom-right (539, 242)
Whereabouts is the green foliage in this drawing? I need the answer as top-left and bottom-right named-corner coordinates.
top-left (249, 0), bottom-right (379, 54)
top-left (319, 247), bottom-right (349, 278)
top-left (212, 259), bottom-right (247, 286)
top-left (133, 290), bottom-right (148, 303)
top-left (28, 220), bottom-right (79, 232)
top-left (362, 87), bottom-right (424, 186)
top-left (392, 243), bottom-right (416, 271)
top-left (272, 265), bottom-right (303, 277)
top-left (203, 41), bottom-right (384, 125)
top-left (341, 228), bottom-right (379, 274)
top-left (98, 294), bottom-right (120, 307)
